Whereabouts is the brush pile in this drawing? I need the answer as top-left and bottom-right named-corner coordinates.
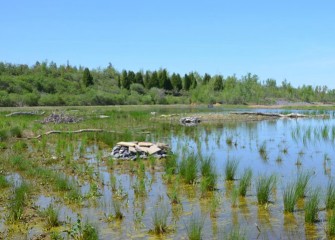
top-left (40, 112), bottom-right (83, 124)
top-left (111, 141), bottom-right (170, 160)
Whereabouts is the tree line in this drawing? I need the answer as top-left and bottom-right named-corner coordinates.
top-left (0, 61), bottom-right (334, 107)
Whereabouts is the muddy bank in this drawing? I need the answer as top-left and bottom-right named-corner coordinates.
top-left (155, 111), bottom-right (329, 124)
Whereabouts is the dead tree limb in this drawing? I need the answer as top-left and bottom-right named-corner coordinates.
top-left (6, 111), bottom-right (45, 117)
top-left (27, 128), bottom-right (150, 139)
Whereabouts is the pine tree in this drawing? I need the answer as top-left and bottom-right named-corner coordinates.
top-left (82, 68), bottom-right (94, 87)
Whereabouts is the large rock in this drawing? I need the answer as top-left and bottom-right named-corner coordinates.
top-left (111, 141), bottom-right (170, 160)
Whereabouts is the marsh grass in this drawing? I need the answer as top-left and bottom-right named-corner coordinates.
top-left (9, 126), bottom-right (22, 138)
top-left (200, 157), bottom-right (217, 191)
top-left (186, 215), bottom-right (205, 240)
top-left (165, 154), bottom-right (178, 174)
top-left (112, 199), bottom-right (124, 220)
top-left (224, 159), bottom-right (238, 181)
top-left (304, 188), bottom-right (320, 223)
top-left (218, 225), bottom-right (246, 240)
top-left (328, 211), bottom-right (335, 237)
top-left (41, 204), bottom-right (60, 228)
top-left (325, 180), bottom-right (335, 210)
top-left (167, 184), bottom-right (180, 204)
top-left (8, 182), bottom-right (30, 222)
top-left (256, 174), bottom-right (276, 205)
top-left (231, 185), bottom-right (239, 208)
top-left (0, 174), bottom-right (9, 188)
top-left (258, 142), bottom-right (268, 160)
top-left (151, 202), bottom-right (169, 234)
top-left (238, 168), bottom-right (252, 197)
top-left (296, 170), bottom-right (312, 198)
top-left (209, 193), bottom-right (220, 217)
top-left (283, 182), bottom-right (298, 213)
top-left (69, 218), bottom-right (99, 240)
top-left (179, 153), bottom-right (198, 184)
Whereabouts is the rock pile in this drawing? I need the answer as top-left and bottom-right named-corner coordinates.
top-left (41, 113), bottom-right (83, 124)
top-left (180, 117), bottom-right (201, 126)
top-left (111, 141), bottom-right (169, 160)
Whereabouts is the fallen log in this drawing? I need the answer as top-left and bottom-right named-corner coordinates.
top-left (26, 128), bottom-right (150, 139)
top-left (6, 111), bottom-right (45, 117)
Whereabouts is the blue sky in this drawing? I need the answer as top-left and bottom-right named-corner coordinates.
top-left (1, 0), bottom-right (335, 89)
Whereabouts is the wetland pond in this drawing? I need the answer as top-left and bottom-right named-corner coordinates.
top-left (0, 106), bottom-right (335, 239)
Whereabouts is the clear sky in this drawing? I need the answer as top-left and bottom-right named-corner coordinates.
top-left (1, 0), bottom-right (335, 89)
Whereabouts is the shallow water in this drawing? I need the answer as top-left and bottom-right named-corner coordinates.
top-left (3, 107), bottom-right (335, 239)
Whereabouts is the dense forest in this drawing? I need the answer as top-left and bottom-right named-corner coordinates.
top-left (0, 61), bottom-right (334, 107)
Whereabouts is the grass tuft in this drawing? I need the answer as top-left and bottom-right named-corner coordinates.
top-left (200, 157), bottom-right (217, 191)
top-left (186, 215), bottom-right (204, 240)
top-left (238, 168), bottom-right (252, 197)
top-left (41, 204), bottom-right (60, 228)
top-left (179, 153), bottom-right (198, 184)
top-left (283, 182), bottom-right (298, 213)
top-left (224, 158), bottom-right (238, 181)
top-left (304, 188), bottom-right (320, 223)
top-left (296, 170), bottom-right (312, 198)
top-left (256, 174), bottom-right (276, 205)
top-left (151, 202), bottom-right (169, 234)
top-left (325, 180), bottom-right (335, 210)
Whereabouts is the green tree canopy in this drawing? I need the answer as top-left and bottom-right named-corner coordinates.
top-left (82, 68), bottom-right (94, 87)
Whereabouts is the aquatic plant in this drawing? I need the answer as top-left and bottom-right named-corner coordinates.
top-left (41, 204), bottom-right (60, 228)
top-left (179, 153), bottom-right (198, 184)
top-left (218, 225), bottom-right (246, 240)
top-left (165, 153), bottom-right (178, 174)
top-left (69, 218), bottom-right (99, 240)
top-left (0, 174), bottom-right (9, 188)
top-left (112, 199), bottom-right (124, 220)
top-left (9, 126), bottom-right (22, 138)
top-left (224, 158), bottom-right (238, 181)
top-left (8, 182), bottom-right (30, 222)
top-left (296, 170), bottom-right (312, 198)
top-left (304, 188), bottom-right (320, 223)
top-left (200, 157), bottom-right (217, 191)
top-left (325, 180), bottom-right (335, 210)
top-left (258, 141), bottom-right (268, 160)
top-left (328, 211), bottom-right (335, 237)
top-left (167, 184), bottom-right (180, 204)
top-left (209, 193), bottom-right (220, 217)
top-left (151, 202), bottom-right (169, 234)
top-left (226, 136), bottom-right (233, 146)
top-left (231, 185), bottom-right (239, 208)
top-left (186, 215), bottom-right (204, 240)
top-left (256, 174), bottom-right (276, 205)
top-left (238, 168), bottom-right (252, 197)
top-left (283, 182), bottom-right (298, 213)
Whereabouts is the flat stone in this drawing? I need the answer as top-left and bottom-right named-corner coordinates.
top-left (148, 145), bottom-right (161, 155)
top-left (117, 142), bottom-right (137, 147)
top-left (135, 145), bottom-right (150, 153)
top-left (129, 146), bottom-right (137, 153)
top-left (138, 142), bottom-right (153, 147)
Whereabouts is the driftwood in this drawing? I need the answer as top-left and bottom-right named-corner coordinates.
top-left (6, 111), bottom-right (45, 117)
top-left (27, 129), bottom-right (150, 139)
top-left (230, 112), bottom-right (309, 118)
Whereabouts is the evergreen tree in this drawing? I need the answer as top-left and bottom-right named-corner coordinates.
top-left (203, 73), bottom-right (211, 85)
top-left (121, 70), bottom-right (131, 89)
top-left (82, 68), bottom-right (94, 87)
top-left (183, 74), bottom-right (191, 91)
top-left (135, 71), bottom-right (144, 85)
top-left (213, 75), bottom-right (223, 91)
top-left (171, 73), bottom-right (182, 91)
